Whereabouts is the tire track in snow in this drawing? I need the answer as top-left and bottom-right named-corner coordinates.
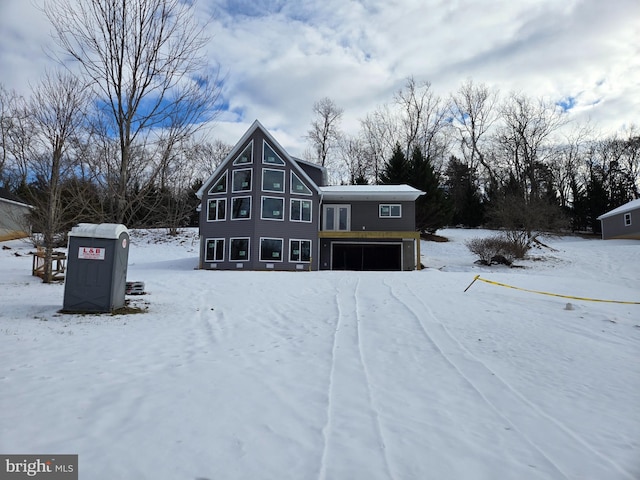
top-left (318, 276), bottom-right (393, 480)
top-left (389, 278), bottom-right (635, 480)
top-left (382, 278), bottom-right (569, 478)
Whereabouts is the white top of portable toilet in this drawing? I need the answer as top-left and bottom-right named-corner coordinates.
top-left (69, 223), bottom-right (128, 239)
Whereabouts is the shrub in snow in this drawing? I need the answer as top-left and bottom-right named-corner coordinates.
top-left (465, 234), bottom-right (527, 266)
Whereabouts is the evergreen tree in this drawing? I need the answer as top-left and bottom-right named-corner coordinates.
top-left (409, 146), bottom-right (452, 233)
top-left (444, 157), bottom-right (484, 226)
top-left (379, 144), bottom-right (410, 184)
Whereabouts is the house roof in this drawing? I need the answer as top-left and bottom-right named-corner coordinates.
top-left (320, 184), bottom-right (425, 201)
top-left (597, 198), bottom-right (640, 220)
top-left (0, 187), bottom-right (31, 208)
top-left (196, 120), bottom-right (324, 199)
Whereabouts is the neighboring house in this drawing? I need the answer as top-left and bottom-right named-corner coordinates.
top-left (0, 188), bottom-right (32, 241)
top-left (597, 199), bottom-right (640, 240)
top-left (196, 120), bottom-right (424, 271)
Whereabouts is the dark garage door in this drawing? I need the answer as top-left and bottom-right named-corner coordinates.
top-left (332, 243), bottom-right (402, 271)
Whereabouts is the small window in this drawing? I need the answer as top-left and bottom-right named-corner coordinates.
top-left (290, 171), bottom-right (312, 195)
top-left (207, 199), bottom-right (226, 221)
top-left (233, 142), bottom-right (253, 165)
top-left (262, 169), bottom-right (285, 193)
top-left (624, 212), bottom-right (632, 226)
top-left (379, 204), bottom-right (402, 218)
top-left (205, 238), bottom-right (225, 262)
top-left (260, 238), bottom-right (283, 262)
top-left (232, 169), bottom-right (252, 192)
top-left (230, 238), bottom-right (250, 261)
top-left (323, 205), bottom-right (350, 231)
top-left (261, 196), bottom-right (284, 220)
top-left (263, 142), bottom-right (285, 165)
top-left (290, 239), bottom-right (311, 263)
top-left (231, 196), bottom-right (251, 220)
top-left (290, 199), bottom-right (312, 222)
top-left (208, 172), bottom-right (227, 194)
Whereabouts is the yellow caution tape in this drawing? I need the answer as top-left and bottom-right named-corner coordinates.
top-left (464, 274), bottom-right (640, 304)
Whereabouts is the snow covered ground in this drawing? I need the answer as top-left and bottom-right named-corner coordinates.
top-left (1, 228), bottom-right (639, 480)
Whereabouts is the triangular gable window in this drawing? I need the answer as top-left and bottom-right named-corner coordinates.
top-left (208, 171), bottom-right (227, 195)
top-left (263, 142), bottom-right (285, 165)
top-left (290, 171), bottom-right (312, 195)
top-left (233, 142), bottom-right (253, 165)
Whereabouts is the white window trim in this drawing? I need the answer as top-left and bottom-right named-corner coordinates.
top-left (232, 168), bottom-right (252, 193)
top-left (262, 168), bottom-right (285, 193)
top-left (207, 198), bottom-right (226, 222)
top-left (290, 171), bottom-right (312, 195)
top-left (233, 141), bottom-right (253, 165)
top-left (231, 196), bottom-right (252, 220)
top-left (290, 198), bottom-right (313, 223)
top-left (624, 212), bottom-right (632, 226)
top-left (205, 238), bottom-right (225, 262)
top-left (379, 204), bottom-right (402, 218)
top-left (262, 140), bottom-right (285, 165)
top-left (259, 237), bottom-right (284, 262)
top-left (289, 239), bottom-right (312, 263)
top-left (261, 196), bottom-right (285, 221)
top-left (323, 204), bottom-right (351, 231)
top-left (208, 171), bottom-right (227, 195)
top-left (229, 237), bottom-right (250, 262)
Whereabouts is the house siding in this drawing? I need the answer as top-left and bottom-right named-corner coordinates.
top-left (199, 127), bottom-right (321, 271)
top-left (600, 209), bottom-right (640, 239)
top-left (319, 200), bottom-right (419, 270)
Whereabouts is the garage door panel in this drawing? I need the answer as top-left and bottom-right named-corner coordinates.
top-left (332, 243), bottom-right (401, 271)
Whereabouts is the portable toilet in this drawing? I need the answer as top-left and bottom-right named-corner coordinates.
top-left (63, 223), bottom-right (130, 313)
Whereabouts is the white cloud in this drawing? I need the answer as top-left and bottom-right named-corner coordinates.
top-left (1, 0), bottom-right (638, 156)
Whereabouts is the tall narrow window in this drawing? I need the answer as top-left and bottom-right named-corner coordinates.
top-left (323, 205), bottom-right (350, 231)
top-left (624, 213), bottom-right (632, 226)
top-left (290, 199), bottom-right (312, 222)
top-left (231, 197), bottom-right (251, 219)
top-left (263, 142), bottom-right (285, 165)
top-left (230, 238), bottom-right (250, 261)
top-left (208, 172), bottom-right (227, 194)
top-left (232, 169), bottom-right (252, 192)
top-left (233, 142), bottom-right (253, 165)
top-left (290, 239), bottom-right (311, 262)
top-left (207, 199), bottom-right (226, 221)
top-left (260, 238), bottom-right (283, 261)
top-left (205, 238), bottom-right (225, 262)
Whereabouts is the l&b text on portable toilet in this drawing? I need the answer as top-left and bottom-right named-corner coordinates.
top-left (63, 223), bottom-right (130, 313)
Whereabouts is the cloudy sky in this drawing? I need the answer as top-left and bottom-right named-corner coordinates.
top-left (1, 0), bottom-right (638, 156)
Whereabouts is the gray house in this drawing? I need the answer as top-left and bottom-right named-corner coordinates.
top-left (196, 120), bottom-right (424, 271)
top-left (597, 199), bottom-right (640, 240)
top-left (0, 188), bottom-right (32, 241)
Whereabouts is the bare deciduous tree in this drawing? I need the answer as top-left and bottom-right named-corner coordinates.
top-left (44, 0), bottom-right (221, 223)
top-left (28, 70), bottom-right (89, 282)
top-left (306, 97), bottom-right (343, 169)
top-left (496, 93), bottom-right (566, 202)
top-left (450, 79), bottom-right (500, 184)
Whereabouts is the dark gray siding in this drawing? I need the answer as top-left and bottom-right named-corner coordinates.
top-left (601, 209), bottom-right (640, 239)
top-left (199, 129), bottom-right (321, 270)
top-left (323, 200), bottom-right (416, 231)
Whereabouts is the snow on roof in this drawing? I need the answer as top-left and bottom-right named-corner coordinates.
top-left (597, 198), bottom-right (640, 220)
top-left (320, 184), bottom-right (425, 201)
top-left (69, 223), bottom-right (128, 239)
